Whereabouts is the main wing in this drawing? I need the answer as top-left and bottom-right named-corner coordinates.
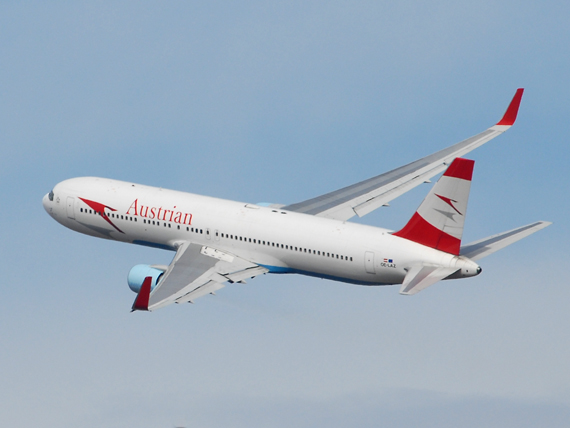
top-left (132, 242), bottom-right (269, 311)
top-left (282, 89), bottom-right (524, 221)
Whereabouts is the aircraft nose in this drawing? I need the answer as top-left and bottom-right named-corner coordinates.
top-left (42, 193), bottom-right (50, 214)
top-left (43, 190), bottom-right (55, 215)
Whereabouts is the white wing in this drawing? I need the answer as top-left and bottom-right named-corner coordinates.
top-left (282, 89), bottom-right (524, 221)
top-left (132, 242), bottom-right (268, 311)
top-left (399, 265), bottom-right (459, 295)
top-left (460, 221), bottom-right (551, 261)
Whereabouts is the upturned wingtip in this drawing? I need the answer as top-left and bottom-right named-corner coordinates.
top-left (496, 88), bottom-right (524, 126)
top-left (131, 276), bottom-right (152, 312)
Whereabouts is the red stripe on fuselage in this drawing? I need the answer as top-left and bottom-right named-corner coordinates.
top-left (393, 212), bottom-right (461, 255)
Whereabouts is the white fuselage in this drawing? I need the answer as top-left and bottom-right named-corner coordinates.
top-left (43, 177), bottom-right (478, 286)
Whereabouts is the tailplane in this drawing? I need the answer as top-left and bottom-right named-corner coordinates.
top-left (393, 157), bottom-right (474, 255)
top-left (460, 221), bottom-right (551, 261)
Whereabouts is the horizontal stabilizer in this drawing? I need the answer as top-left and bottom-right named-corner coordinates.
top-left (400, 265), bottom-right (459, 295)
top-left (460, 221), bottom-right (551, 261)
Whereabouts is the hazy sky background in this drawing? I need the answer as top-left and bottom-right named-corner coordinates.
top-left (2, 1), bottom-right (569, 427)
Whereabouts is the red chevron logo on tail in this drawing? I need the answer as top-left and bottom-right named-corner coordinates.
top-left (435, 194), bottom-right (463, 215)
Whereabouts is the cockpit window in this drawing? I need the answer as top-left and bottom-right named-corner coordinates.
top-left (48, 190), bottom-right (54, 201)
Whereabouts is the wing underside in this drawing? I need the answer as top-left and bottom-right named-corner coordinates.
top-left (133, 242), bottom-right (268, 311)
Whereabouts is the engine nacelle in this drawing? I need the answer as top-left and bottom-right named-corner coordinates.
top-left (127, 264), bottom-right (165, 293)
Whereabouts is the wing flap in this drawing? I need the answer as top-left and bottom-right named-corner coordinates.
top-left (225, 266), bottom-right (268, 283)
top-left (175, 281), bottom-right (226, 304)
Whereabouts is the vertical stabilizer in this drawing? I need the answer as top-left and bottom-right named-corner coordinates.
top-left (393, 158), bottom-right (474, 255)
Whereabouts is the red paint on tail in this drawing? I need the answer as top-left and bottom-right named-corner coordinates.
top-left (393, 212), bottom-right (461, 255)
top-left (442, 158), bottom-right (474, 181)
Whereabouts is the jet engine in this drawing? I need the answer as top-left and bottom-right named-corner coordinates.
top-left (127, 264), bottom-right (165, 293)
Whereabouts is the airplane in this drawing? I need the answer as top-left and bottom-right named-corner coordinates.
top-left (42, 88), bottom-right (551, 311)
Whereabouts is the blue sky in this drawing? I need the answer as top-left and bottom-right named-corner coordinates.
top-left (2, 1), bottom-right (569, 427)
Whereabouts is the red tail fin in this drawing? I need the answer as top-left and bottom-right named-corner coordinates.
top-left (393, 158), bottom-right (474, 255)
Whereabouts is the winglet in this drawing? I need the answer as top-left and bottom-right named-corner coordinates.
top-left (496, 88), bottom-right (524, 126)
top-left (131, 276), bottom-right (152, 312)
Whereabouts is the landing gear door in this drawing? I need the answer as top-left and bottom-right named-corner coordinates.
top-left (66, 196), bottom-right (75, 219)
top-left (365, 251), bottom-right (375, 274)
